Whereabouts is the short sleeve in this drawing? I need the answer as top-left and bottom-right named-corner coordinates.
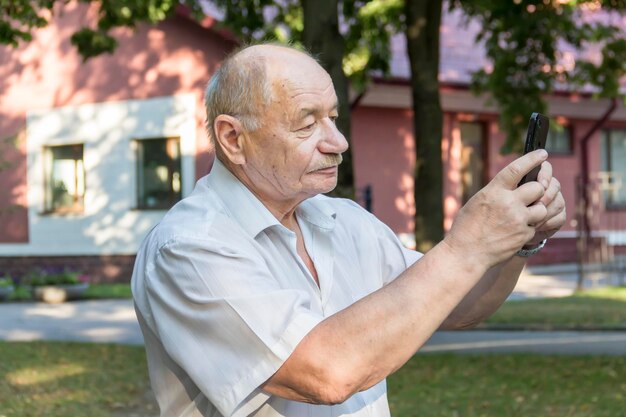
top-left (144, 235), bottom-right (324, 417)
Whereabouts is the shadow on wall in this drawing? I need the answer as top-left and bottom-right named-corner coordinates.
top-left (25, 96), bottom-right (195, 254)
top-left (0, 1), bottom-right (237, 244)
top-left (0, 130), bottom-right (28, 242)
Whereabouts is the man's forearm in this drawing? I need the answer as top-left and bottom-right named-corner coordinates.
top-left (440, 255), bottom-right (526, 330)
top-left (264, 241), bottom-right (493, 403)
top-left (264, 150), bottom-right (561, 404)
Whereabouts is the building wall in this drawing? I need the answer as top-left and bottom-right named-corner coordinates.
top-left (351, 91), bottom-right (626, 263)
top-left (351, 106), bottom-right (415, 238)
top-left (1, 3), bottom-right (625, 270)
top-left (0, 95), bottom-right (196, 256)
top-left (0, 2), bottom-right (236, 244)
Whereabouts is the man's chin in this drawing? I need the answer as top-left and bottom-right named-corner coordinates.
top-left (304, 179), bottom-right (338, 197)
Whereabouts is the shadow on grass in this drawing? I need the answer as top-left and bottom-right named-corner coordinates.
top-left (0, 341), bottom-right (157, 417)
top-left (389, 353), bottom-right (626, 417)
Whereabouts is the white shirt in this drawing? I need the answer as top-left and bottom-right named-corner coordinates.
top-left (132, 159), bottom-right (422, 417)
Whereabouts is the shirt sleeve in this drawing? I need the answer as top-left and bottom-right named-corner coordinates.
top-left (144, 235), bottom-right (324, 417)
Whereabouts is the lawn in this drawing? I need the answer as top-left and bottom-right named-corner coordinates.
top-left (1, 341), bottom-right (625, 417)
top-left (8, 283), bottom-right (132, 302)
top-left (389, 353), bottom-right (626, 417)
top-left (0, 342), bottom-right (155, 417)
top-left (484, 286), bottom-right (626, 329)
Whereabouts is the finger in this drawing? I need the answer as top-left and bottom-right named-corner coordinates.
top-left (545, 189), bottom-right (565, 218)
top-left (539, 177), bottom-right (561, 207)
top-left (515, 181), bottom-right (546, 206)
top-left (527, 202), bottom-right (548, 226)
top-left (539, 192), bottom-right (566, 227)
top-left (537, 208), bottom-right (567, 233)
top-left (536, 161), bottom-right (552, 189)
top-left (493, 149), bottom-right (548, 190)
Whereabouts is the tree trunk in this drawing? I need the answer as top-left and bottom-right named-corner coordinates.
top-left (405, 0), bottom-right (444, 252)
top-left (302, 0), bottom-right (354, 199)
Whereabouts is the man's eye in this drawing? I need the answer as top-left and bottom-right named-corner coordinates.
top-left (300, 122), bottom-right (315, 131)
top-left (330, 115), bottom-right (338, 123)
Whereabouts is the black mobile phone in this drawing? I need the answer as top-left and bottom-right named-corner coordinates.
top-left (518, 112), bottom-right (549, 186)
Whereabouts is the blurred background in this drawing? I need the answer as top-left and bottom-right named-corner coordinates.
top-left (0, 1), bottom-right (625, 416)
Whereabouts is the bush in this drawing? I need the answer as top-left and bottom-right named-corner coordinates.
top-left (21, 268), bottom-right (89, 287)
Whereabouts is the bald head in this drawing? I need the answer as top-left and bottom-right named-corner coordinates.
top-left (204, 44), bottom-right (323, 160)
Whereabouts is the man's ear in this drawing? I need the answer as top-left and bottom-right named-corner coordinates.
top-left (213, 115), bottom-right (247, 165)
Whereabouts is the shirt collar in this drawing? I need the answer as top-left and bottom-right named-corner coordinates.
top-left (206, 159), bottom-right (336, 237)
top-left (296, 196), bottom-right (337, 231)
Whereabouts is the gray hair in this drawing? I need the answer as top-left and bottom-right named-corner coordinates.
top-left (204, 43), bottom-right (320, 160)
top-left (204, 47), bottom-right (272, 158)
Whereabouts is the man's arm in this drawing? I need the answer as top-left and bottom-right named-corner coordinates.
top-left (441, 159), bottom-right (566, 330)
top-left (262, 149), bottom-right (566, 404)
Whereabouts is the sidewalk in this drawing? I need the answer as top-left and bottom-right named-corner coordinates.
top-left (0, 263), bottom-right (623, 353)
top-left (507, 262), bottom-right (620, 300)
top-left (0, 299), bottom-right (144, 345)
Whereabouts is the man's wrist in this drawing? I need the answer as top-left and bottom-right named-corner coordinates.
top-left (516, 239), bottom-right (547, 258)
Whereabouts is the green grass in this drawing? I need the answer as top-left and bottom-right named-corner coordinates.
top-left (6, 284), bottom-right (132, 302)
top-left (2, 342), bottom-right (625, 417)
top-left (484, 286), bottom-right (626, 329)
top-left (83, 283), bottom-right (133, 299)
top-left (0, 341), bottom-right (155, 417)
top-left (389, 353), bottom-right (626, 417)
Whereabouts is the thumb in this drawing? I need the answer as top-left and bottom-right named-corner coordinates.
top-left (493, 149), bottom-right (548, 190)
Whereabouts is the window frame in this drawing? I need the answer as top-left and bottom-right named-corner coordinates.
top-left (545, 123), bottom-right (574, 156)
top-left (42, 143), bottom-right (86, 215)
top-left (601, 129), bottom-right (626, 210)
top-left (134, 136), bottom-right (182, 211)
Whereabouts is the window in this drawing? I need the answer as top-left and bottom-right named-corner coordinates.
top-left (44, 144), bottom-right (85, 213)
top-left (460, 122), bottom-right (485, 204)
top-left (600, 129), bottom-right (626, 207)
top-left (545, 123), bottom-right (573, 154)
top-left (520, 120), bottom-right (572, 155)
top-left (136, 137), bottom-right (182, 209)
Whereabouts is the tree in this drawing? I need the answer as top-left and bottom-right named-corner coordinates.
top-left (404, 1), bottom-right (444, 252)
top-left (3, 1), bottom-right (626, 253)
top-left (451, 0), bottom-right (626, 153)
top-left (210, 0), bottom-right (403, 198)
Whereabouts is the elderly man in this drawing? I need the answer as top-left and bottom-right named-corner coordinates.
top-left (131, 44), bottom-right (566, 417)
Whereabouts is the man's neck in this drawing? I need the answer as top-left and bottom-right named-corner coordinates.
top-left (220, 158), bottom-right (306, 233)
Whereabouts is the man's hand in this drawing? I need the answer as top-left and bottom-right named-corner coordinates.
top-left (525, 158), bottom-right (567, 247)
top-left (444, 149), bottom-right (565, 268)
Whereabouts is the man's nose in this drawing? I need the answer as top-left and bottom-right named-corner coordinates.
top-left (320, 118), bottom-right (349, 154)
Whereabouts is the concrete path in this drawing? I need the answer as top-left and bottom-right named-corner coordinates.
top-left (0, 299), bottom-right (144, 345)
top-left (1, 298), bottom-right (626, 355)
top-left (508, 263), bottom-right (622, 300)
top-left (0, 264), bottom-right (624, 354)
top-left (423, 330), bottom-right (626, 355)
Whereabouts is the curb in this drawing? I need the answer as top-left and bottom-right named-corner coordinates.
top-left (475, 324), bottom-right (626, 332)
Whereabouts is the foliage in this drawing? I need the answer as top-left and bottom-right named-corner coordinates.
top-left (211, 0), bottom-right (403, 92)
top-left (5, 282), bottom-right (130, 301)
top-left (83, 283), bottom-right (132, 299)
top-left (1, 0), bottom-right (403, 92)
top-left (21, 268), bottom-right (89, 287)
top-left (0, 0), bottom-right (204, 59)
top-left (0, 275), bottom-right (14, 287)
top-left (3, 0), bottom-right (626, 243)
top-left (450, 0), bottom-right (626, 153)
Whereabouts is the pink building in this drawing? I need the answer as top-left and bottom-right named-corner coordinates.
top-left (1, 4), bottom-right (625, 281)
